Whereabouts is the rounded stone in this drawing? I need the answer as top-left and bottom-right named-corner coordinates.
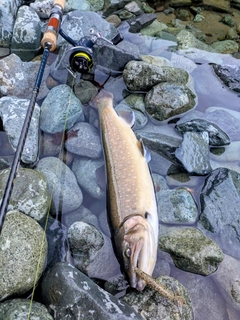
top-left (0, 210), bottom-right (47, 301)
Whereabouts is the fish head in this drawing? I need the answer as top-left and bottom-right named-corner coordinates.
top-left (114, 214), bottom-right (157, 291)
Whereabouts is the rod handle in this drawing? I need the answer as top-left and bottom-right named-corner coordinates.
top-left (41, 0), bottom-right (66, 51)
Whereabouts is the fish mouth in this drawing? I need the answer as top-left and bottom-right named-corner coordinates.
top-left (129, 237), bottom-right (147, 291)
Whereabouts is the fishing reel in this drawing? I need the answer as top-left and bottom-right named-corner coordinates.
top-left (60, 28), bottom-right (123, 77)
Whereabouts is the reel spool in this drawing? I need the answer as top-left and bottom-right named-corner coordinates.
top-left (69, 46), bottom-right (93, 73)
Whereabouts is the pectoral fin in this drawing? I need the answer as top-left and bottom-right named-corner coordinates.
top-left (137, 138), bottom-right (151, 163)
top-left (118, 109), bottom-right (135, 128)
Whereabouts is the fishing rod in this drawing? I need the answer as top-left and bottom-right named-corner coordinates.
top-left (0, 0), bottom-right (66, 234)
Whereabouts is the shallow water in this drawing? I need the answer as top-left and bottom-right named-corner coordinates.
top-left (1, 29), bottom-right (240, 319)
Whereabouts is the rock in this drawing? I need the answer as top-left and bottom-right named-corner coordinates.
top-left (65, 122), bottom-right (102, 158)
top-left (213, 254), bottom-right (240, 311)
top-left (119, 9), bottom-right (135, 20)
top-left (64, 205), bottom-right (100, 230)
top-left (211, 40), bottom-right (239, 54)
top-left (40, 262), bottom-right (143, 320)
top-left (198, 168), bottom-right (240, 260)
top-left (141, 19), bottom-right (168, 37)
top-left (0, 298), bottom-right (53, 320)
top-left (103, 0), bottom-right (135, 16)
top-left (176, 30), bottom-right (215, 52)
top-left (0, 168), bottom-right (49, 222)
top-left (122, 93), bottom-right (146, 113)
top-left (40, 84), bottom-right (84, 134)
top-left (140, 54), bottom-right (173, 67)
top-left (135, 130), bottom-right (182, 164)
top-left (220, 15), bottom-right (235, 27)
top-left (124, 1), bottom-right (142, 15)
top-left (30, 0), bottom-right (53, 18)
top-left (128, 13), bottom-right (157, 33)
top-left (175, 131), bottom-right (212, 175)
top-left (11, 5), bottom-right (41, 61)
top-left (0, 0), bottom-right (23, 48)
top-left (68, 221), bottom-right (104, 271)
top-left (115, 103), bottom-right (148, 130)
top-left (74, 79), bottom-right (98, 104)
top-left (117, 39), bottom-right (140, 55)
top-left (0, 96), bottom-right (40, 164)
top-left (35, 156), bottom-right (83, 214)
top-left (0, 54), bottom-right (49, 100)
top-left (175, 118), bottom-right (231, 146)
top-left (88, 0), bottom-right (105, 11)
top-left (145, 82), bottom-right (196, 121)
top-left (172, 269), bottom-right (229, 320)
top-left (72, 157), bottom-right (105, 199)
top-left (105, 14), bottom-right (122, 27)
top-left (159, 226), bottom-right (224, 275)
top-left (123, 60), bottom-right (189, 91)
top-left (122, 275), bottom-right (193, 320)
top-left (213, 64), bottom-right (240, 93)
top-left (157, 187), bottom-right (198, 224)
top-left (0, 210), bottom-right (47, 301)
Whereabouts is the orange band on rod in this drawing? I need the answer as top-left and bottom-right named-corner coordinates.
top-left (47, 17), bottom-right (60, 31)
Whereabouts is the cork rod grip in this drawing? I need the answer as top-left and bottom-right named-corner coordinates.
top-left (53, 0), bottom-right (66, 9)
top-left (41, 0), bottom-right (66, 51)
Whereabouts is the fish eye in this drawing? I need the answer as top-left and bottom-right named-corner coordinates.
top-left (124, 247), bottom-right (131, 258)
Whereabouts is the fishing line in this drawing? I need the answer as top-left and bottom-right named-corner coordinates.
top-left (27, 76), bottom-right (75, 318)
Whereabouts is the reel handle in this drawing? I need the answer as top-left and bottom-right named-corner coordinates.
top-left (41, 0), bottom-right (66, 51)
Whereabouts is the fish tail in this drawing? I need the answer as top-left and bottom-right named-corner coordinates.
top-left (90, 90), bottom-right (114, 111)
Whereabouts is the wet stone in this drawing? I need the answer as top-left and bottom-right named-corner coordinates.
top-left (212, 254), bottom-right (240, 311)
top-left (40, 84), bottom-right (84, 134)
top-left (35, 157), bottom-right (83, 214)
top-left (64, 205), bottom-right (100, 230)
top-left (122, 275), bottom-right (193, 320)
top-left (159, 226), bottom-right (224, 275)
top-left (0, 53), bottom-right (49, 100)
top-left (198, 168), bottom-right (240, 260)
top-left (211, 40), bottom-right (239, 54)
top-left (213, 64), bottom-right (240, 93)
top-left (135, 130), bottom-right (182, 164)
top-left (123, 60), bottom-right (189, 91)
top-left (40, 262), bottom-right (143, 320)
top-left (115, 103), bottom-right (148, 130)
top-left (175, 118), bottom-right (231, 146)
top-left (11, 5), bottom-right (41, 61)
top-left (74, 80), bottom-right (98, 105)
top-left (175, 131), bottom-right (212, 175)
top-left (145, 83), bottom-right (196, 121)
top-left (0, 96), bottom-right (40, 164)
top-left (72, 157), bottom-right (105, 200)
top-left (65, 122), bottom-right (102, 158)
top-left (156, 187), bottom-right (198, 224)
top-left (0, 210), bottom-right (47, 301)
top-left (0, 298), bottom-right (53, 320)
top-left (128, 13), bottom-right (157, 33)
top-left (0, 168), bottom-right (49, 222)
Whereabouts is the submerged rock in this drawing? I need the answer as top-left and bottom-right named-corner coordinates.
top-left (0, 210), bottom-right (47, 301)
top-left (122, 275), bottom-right (193, 320)
top-left (0, 96), bottom-right (40, 164)
top-left (145, 82), bottom-right (196, 121)
top-left (40, 84), bottom-right (84, 134)
top-left (40, 262), bottom-right (143, 320)
top-left (198, 168), bottom-right (240, 260)
top-left (175, 118), bottom-right (231, 146)
top-left (0, 298), bottom-right (53, 320)
top-left (213, 64), bottom-right (240, 93)
top-left (175, 131), bottom-right (212, 175)
top-left (159, 226), bottom-right (224, 275)
top-left (35, 157), bottom-right (83, 214)
top-left (0, 168), bottom-right (49, 222)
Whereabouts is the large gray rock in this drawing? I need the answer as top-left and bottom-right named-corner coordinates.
top-left (145, 82), bottom-right (196, 121)
top-left (122, 275), bottom-right (193, 320)
top-left (0, 210), bottom-right (47, 301)
top-left (198, 168), bottom-right (240, 260)
top-left (0, 0), bottom-right (24, 49)
top-left (65, 122), bottom-right (102, 158)
top-left (159, 226), bottom-right (224, 275)
top-left (11, 5), bottom-right (41, 61)
top-left (0, 168), bottom-right (49, 222)
top-left (175, 131), bottom-right (212, 175)
top-left (0, 96), bottom-right (40, 164)
top-left (40, 84), bottom-right (84, 134)
top-left (35, 157), bottom-right (83, 214)
top-left (0, 54), bottom-right (49, 100)
top-left (40, 262), bottom-right (143, 320)
top-left (123, 60), bottom-right (189, 91)
top-left (0, 298), bottom-right (53, 320)
top-left (213, 254), bottom-right (240, 311)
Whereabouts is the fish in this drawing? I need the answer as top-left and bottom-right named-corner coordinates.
top-left (90, 90), bottom-right (158, 291)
